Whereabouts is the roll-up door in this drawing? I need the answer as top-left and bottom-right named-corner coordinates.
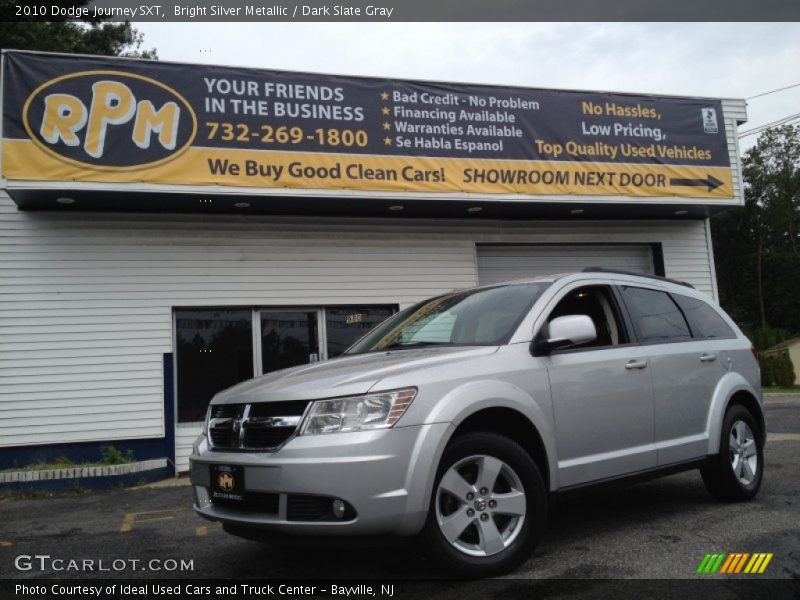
top-left (477, 244), bottom-right (654, 285)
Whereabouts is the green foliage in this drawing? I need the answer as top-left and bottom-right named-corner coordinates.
top-left (776, 351), bottom-right (797, 387)
top-left (743, 325), bottom-right (794, 352)
top-left (760, 353), bottom-right (775, 386)
top-left (1, 457), bottom-right (83, 472)
top-left (3, 448), bottom-right (136, 472)
top-left (99, 446), bottom-right (135, 465)
top-left (712, 124), bottom-right (800, 337)
top-left (760, 350), bottom-right (797, 387)
top-left (0, 1), bottom-right (156, 58)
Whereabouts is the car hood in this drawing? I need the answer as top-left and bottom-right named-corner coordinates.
top-left (211, 346), bottom-right (499, 404)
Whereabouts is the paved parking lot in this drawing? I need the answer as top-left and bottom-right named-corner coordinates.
top-left (1, 396), bottom-right (798, 582)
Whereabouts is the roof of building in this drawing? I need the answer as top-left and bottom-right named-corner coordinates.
top-left (764, 337), bottom-right (800, 354)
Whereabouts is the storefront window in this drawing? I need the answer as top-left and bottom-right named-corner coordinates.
top-left (260, 311), bottom-right (320, 373)
top-left (325, 306), bottom-right (397, 358)
top-left (175, 309), bottom-right (253, 423)
top-left (174, 305), bottom-right (397, 422)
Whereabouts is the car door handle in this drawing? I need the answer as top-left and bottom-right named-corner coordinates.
top-left (700, 353), bottom-right (717, 362)
top-left (625, 359), bottom-right (648, 370)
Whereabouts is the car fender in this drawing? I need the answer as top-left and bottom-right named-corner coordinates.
top-left (414, 378), bottom-right (557, 503)
top-left (706, 371), bottom-right (763, 454)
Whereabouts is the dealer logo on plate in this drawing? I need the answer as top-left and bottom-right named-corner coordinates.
top-left (217, 472), bottom-right (235, 492)
top-left (22, 70), bottom-right (197, 171)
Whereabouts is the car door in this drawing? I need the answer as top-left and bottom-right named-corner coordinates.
top-left (540, 283), bottom-right (656, 488)
top-left (661, 292), bottom-right (735, 464)
top-left (618, 285), bottom-right (729, 465)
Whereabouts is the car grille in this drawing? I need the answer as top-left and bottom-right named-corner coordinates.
top-left (207, 401), bottom-right (309, 452)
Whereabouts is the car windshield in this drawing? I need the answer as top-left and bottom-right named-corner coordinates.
top-left (346, 283), bottom-right (550, 354)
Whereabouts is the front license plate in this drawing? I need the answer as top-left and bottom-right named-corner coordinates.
top-left (210, 464), bottom-right (245, 502)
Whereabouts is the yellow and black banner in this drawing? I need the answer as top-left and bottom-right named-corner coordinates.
top-left (2, 51), bottom-right (735, 200)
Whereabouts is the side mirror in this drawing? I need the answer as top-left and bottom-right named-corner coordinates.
top-left (535, 315), bottom-right (597, 354)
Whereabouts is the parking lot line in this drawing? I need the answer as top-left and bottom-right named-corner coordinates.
top-left (767, 433), bottom-right (800, 441)
top-left (196, 523), bottom-right (221, 536)
top-left (119, 508), bottom-right (180, 533)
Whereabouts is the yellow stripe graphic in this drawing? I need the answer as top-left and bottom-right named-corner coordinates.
top-left (744, 554), bottom-right (762, 573)
top-left (758, 553), bottom-right (773, 573)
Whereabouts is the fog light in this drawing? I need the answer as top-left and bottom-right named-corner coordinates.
top-left (332, 499), bottom-right (346, 519)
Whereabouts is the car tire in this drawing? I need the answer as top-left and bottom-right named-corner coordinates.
top-left (701, 403), bottom-right (764, 502)
top-left (420, 432), bottom-right (547, 577)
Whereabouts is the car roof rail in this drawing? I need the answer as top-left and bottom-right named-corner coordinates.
top-left (581, 267), bottom-right (695, 289)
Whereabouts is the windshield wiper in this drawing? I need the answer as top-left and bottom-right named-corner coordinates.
top-left (381, 341), bottom-right (454, 350)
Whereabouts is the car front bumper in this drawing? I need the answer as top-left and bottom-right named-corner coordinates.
top-left (189, 422), bottom-right (452, 536)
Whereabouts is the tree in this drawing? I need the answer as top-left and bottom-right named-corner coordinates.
top-left (0, 1), bottom-right (156, 58)
top-left (776, 351), bottom-right (797, 387)
top-left (712, 124), bottom-right (800, 343)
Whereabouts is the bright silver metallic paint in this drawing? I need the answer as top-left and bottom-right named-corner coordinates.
top-left (190, 272), bottom-right (762, 536)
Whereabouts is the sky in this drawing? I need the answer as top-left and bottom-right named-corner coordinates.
top-left (134, 22), bottom-right (800, 152)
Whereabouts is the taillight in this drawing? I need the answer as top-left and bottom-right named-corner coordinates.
top-left (751, 344), bottom-right (760, 365)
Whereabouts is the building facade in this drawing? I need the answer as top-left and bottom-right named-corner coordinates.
top-left (0, 51), bottom-right (747, 473)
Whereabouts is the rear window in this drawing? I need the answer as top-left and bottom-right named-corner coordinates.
top-left (620, 286), bottom-right (692, 343)
top-left (672, 294), bottom-right (737, 340)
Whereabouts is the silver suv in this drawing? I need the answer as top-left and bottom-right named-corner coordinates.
top-left (189, 269), bottom-right (764, 576)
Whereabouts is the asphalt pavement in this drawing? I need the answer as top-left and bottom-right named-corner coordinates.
top-left (1, 396), bottom-right (798, 583)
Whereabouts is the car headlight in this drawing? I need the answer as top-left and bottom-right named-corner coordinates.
top-left (299, 388), bottom-right (417, 435)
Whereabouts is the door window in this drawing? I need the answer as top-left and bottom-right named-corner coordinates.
top-left (671, 294), bottom-right (736, 340)
top-left (175, 309), bottom-right (253, 423)
top-left (620, 286), bottom-right (692, 343)
top-left (546, 285), bottom-right (626, 349)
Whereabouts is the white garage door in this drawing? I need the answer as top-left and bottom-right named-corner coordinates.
top-left (477, 244), bottom-right (654, 285)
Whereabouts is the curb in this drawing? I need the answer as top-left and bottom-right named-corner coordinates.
top-left (763, 394), bottom-right (800, 405)
top-left (0, 459), bottom-right (167, 484)
top-left (0, 460), bottom-right (171, 494)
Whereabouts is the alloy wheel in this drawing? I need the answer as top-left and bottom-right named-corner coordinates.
top-left (729, 420), bottom-right (758, 485)
top-left (435, 454), bottom-right (526, 557)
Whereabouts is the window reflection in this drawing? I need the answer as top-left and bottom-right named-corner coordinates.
top-left (261, 312), bottom-right (319, 373)
top-left (174, 305), bottom-right (398, 422)
top-left (176, 309), bottom-right (253, 423)
top-left (326, 307), bottom-right (396, 358)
